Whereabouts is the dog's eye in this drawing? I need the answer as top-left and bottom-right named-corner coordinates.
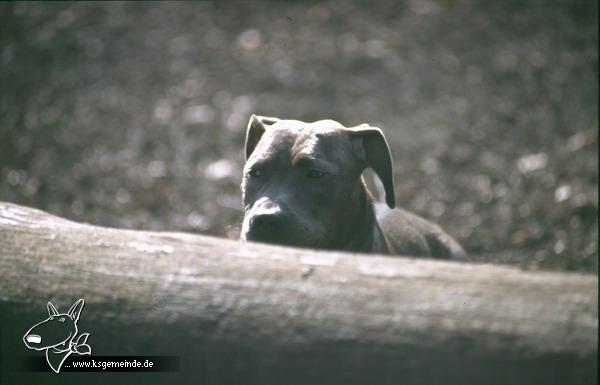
top-left (306, 170), bottom-right (326, 179)
top-left (248, 168), bottom-right (261, 178)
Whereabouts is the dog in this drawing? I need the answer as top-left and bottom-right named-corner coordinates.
top-left (240, 115), bottom-right (467, 260)
top-left (23, 299), bottom-right (91, 373)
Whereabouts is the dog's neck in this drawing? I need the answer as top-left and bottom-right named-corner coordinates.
top-left (46, 344), bottom-right (73, 373)
top-left (330, 178), bottom-right (389, 254)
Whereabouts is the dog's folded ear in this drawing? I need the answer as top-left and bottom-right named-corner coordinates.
top-left (245, 115), bottom-right (279, 159)
top-left (348, 124), bottom-right (396, 209)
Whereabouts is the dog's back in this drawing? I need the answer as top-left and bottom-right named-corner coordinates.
top-left (374, 202), bottom-right (468, 260)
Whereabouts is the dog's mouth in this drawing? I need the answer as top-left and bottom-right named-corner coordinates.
top-left (244, 228), bottom-right (286, 244)
top-left (242, 206), bottom-right (321, 248)
top-left (243, 222), bottom-right (319, 249)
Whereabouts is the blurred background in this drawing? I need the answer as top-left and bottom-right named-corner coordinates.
top-left (0, 1), bottom-right (597, 272)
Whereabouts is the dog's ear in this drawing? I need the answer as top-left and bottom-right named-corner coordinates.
top-left (67, 299), bottom-right (85, 324)
top-left (349, 124), bottom-right (396, 209)
top-left (245, 115), bottom-right (279, 159)
top-left (47, 302), bottom-right (59, 317)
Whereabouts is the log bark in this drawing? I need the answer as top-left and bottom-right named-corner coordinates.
top-left (0, 201), bottom-right (597, 385)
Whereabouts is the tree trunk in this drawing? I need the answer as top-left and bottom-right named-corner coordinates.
top-left (0, 201), bottom-right (596, 385)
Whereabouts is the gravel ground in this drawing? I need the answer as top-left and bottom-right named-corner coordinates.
top-left (0, 1), bottom-right (597, 272)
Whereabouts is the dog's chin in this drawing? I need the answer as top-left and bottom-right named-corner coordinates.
top-left (243, 230), bottom-right (318, 249)
top-left (243, 231), bottom-right (290, 246)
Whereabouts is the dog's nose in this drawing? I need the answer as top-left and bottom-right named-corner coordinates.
top-left (26, 334), bottom-right (42, 344)
top-left (245, 199), bottom-right (287, 241)
top-left (251, 212), bottom-right (284, 231)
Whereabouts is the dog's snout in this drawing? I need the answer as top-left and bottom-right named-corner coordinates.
top-left (250, 199), bottom-right (284, 231)
top-left (244, 198), bottom-right (289, 242)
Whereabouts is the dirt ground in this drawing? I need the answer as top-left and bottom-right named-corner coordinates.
top-left (0, 1), bottom-right (597, 272)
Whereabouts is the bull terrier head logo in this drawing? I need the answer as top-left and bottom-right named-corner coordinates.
top-left (23, 299), bottom-right (92, 373)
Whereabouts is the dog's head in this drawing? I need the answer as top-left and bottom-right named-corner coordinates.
top-left (240, 115), bottom-right (395, 249)
top-left (23, 300), bottom-right (84, 351)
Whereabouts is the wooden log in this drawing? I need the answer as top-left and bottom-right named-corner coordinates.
top-left (0, 201), bottom-right (596, 385)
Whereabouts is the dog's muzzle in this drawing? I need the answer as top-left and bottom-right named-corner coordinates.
top-left (243, 198), bottom-right (289, 243)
